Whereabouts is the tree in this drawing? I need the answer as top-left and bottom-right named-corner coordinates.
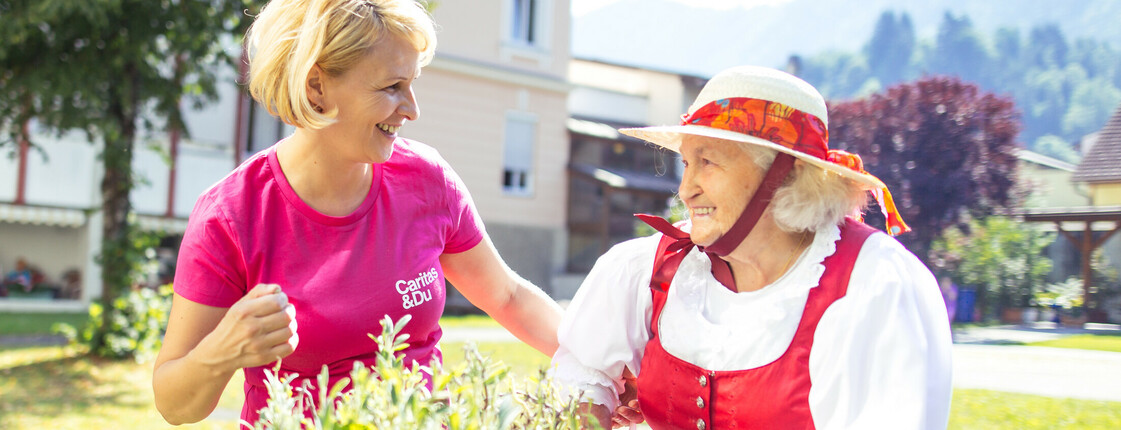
top-left (797, 51), bottom-right (872, 99)
top-left (0, 0), bottom-right (257, 355)
top-left (1032, 135), bottom-right (1080, 164)
top-left (1062, 76), bottom-right (1121, 139)
top-left (866, 11), bottom-right (915, 86)
top-left (1021, 67), bottom-right (1071, 143)
top-left (1027, 24), bottom-right (1069, 69)
top-left (927, 12), bottom-right (993, 89)
top-left (992, 27), bottom-right (1025, 86)
top-left (828, 76), bottom-right (1021, 264)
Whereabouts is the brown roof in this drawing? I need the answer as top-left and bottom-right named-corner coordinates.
top-left (1073, 103), bottom-right (1121, 183)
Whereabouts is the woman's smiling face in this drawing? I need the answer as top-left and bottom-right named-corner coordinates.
top-left (315, 33), bottom-right (421, 164)
top-left (677, 134), bottom-right (765, 246)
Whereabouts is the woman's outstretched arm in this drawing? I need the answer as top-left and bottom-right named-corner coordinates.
top-left (152, 284), bottom-right (297, 425)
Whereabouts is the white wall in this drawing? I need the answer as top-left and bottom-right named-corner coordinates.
top-left (174, 143), bottom-right (235, 217)
top-left (131, 142), bottom-right (171, 215)
top-left (22, 131), bottom-right (98, 209)
top-left (0, 147), bottom-right (16, 202)
top-left (568, 86), bottom-right (648, 124)
top-left (567, 60), bottom-right (691, 126)
top-left (0, 223), bottom-right (88, 290)
top-left (181, 65), bottom-right (241, 148)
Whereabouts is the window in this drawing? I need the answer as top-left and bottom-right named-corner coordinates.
top-left (240, 100), bottom-right (292, 160)
top-left (510, 0), bottom-right (538, 45)
top-left (502, 113), bottom-right (537, 195)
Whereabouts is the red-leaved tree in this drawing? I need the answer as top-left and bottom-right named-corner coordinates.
top-left (828, 76), bottom-right (1022, 264)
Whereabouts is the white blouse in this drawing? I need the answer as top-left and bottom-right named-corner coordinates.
top-left (551, 223), bottom-right (953, 429)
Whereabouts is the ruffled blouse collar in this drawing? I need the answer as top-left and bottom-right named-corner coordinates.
top-left (674, 222), bottom-right (842, 299)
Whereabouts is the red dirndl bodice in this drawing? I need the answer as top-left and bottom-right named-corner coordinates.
top-left (635, 219), bottom-right (876, 430)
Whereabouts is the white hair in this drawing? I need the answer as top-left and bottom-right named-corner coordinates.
top-left (735, 142), bottom-right (870, 233)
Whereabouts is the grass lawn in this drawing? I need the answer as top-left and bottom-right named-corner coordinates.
top-left (0, 345), bottom-right (245, 429)
top-left (437, 314), bottom-right (502, 329)
top-left (441, 340), bottom-right (553, 378)
top-left (1026, 333), bottom-right (1121, 353)
top-left (951, 389), bottom-right (1121, 428)
top-left (4, 313), bottom-right (1121, 429)
top-left (0, 312), bottom-right (87, 336)
top-left (3, 341), bottom-right (1121, 429)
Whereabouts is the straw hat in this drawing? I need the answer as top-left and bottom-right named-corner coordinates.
top-left (619, 65), bottom-right (884, 190)
top-left (620, 65), bottom-right (911, 235)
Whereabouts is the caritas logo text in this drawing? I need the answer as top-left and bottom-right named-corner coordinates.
top-left (396, 267), bottom-right (438, 310)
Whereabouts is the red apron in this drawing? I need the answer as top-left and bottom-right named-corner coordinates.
top-left (635, 219), bottom-right (875, 430)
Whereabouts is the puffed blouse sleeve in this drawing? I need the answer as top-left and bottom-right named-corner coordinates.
top-left (550, 235), bottom-right (659, 411)
top-left (808, 232), bottom-right (954, 429)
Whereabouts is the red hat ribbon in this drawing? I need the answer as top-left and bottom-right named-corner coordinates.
top-left (826, 149), bottom-right (911, 235)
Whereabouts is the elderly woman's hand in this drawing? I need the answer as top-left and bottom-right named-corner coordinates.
top-left (579, 401), bottom-right (644, 429)
top-left (580, 402), bottom-right (611, 429)
top-left (611, 367), bottom-right (644, 427)
top-left (189, 283), bottom-right (299, 372)
top-left (611, 399), bottom-right (644, 428)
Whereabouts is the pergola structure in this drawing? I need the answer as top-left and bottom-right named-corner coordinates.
top-left (1015, 206), bottom-right (1121, 322)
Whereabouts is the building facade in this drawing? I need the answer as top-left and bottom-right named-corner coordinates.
top-left (557, 59), bottom-right (704, 297)
top-left (0, 0), bottom-right (572, 309)
top-left (412, 0), bottom-right (571, 303)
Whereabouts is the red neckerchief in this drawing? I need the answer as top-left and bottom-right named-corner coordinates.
top-left (635, 152), bottom-right (796, 291)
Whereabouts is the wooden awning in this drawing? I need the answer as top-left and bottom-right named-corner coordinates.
top-left (1016, 206), bottom-right (1121, 224)
top-left (1014, 206), bottom-right (1121, 323)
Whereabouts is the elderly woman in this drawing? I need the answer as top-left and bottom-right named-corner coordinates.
top-left (153, 0), bottom-right (562, 427)
top-left (552, 66), bottom-right (953, 429)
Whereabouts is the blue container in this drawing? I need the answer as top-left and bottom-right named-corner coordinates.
top-left (955, 288), bottom-right (976, 323)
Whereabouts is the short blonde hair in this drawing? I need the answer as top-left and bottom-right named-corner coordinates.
top-left (246, 0), bottom-right (437, 129)
top-left (735, 142), bottom-right (870, 233)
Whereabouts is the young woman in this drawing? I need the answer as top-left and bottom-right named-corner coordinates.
top-left (153, 1), bottom-right (562, 426)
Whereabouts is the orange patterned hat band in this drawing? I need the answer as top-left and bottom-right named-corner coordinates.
top-left (681, 97), bottom-right (912, 235)
top-left (681, 97), bottom-right (830, 159)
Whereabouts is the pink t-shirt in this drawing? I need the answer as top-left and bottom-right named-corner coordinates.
top-left (173, 138), bottom-right (484, 426)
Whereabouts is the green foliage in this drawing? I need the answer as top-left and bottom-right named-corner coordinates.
top-left (635, 197), bottom-right (687, 237)
top-left (6, 343), bottom-right (1121, 430)
top-left (1063, 76), bottom-right (1121, 137)
top-left (797, 10), bottom-right (1121, 148)
top-left (1091, 249), bottom-right (1121, 296)
top-left (865, 11), bottom-right (915, 84)
top-left (930, 216), bottom-right (1053, 318)
top-left (0, 0), bottom-right (260, 356)
top-left (250, 315), bottom-right (592, 430)
top-left (1033, 251), bottom-right (1120, 318)
top-left (53, 284), bottom-right (173, 362)
top-left (1031, 135), bottom-right (1080, 164)
top-left (1034, 277), bottom-right (1083, 310)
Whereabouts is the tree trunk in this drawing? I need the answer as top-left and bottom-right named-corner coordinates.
top-left (92, 68), bottom-right (139, 353)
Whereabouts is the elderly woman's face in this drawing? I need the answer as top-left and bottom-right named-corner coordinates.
top-left (678, 135), bottom-right (765, 246)
top-left (317, 34), bottom-right (420, 163)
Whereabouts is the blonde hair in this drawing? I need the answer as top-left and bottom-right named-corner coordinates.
top-left (735, 142), bottom-right (870, 233)
top-left (246, 0), bottom-right (437, 129)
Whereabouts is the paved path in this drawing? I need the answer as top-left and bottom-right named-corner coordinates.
top-left (952, 343), bottom-right (1121, 401)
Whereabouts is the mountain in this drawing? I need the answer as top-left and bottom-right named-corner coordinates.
top-left (572, 0), bottom-right (1121, 78)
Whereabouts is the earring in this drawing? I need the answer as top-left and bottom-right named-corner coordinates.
top-left (313, 103), bottom-right (324, 113)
